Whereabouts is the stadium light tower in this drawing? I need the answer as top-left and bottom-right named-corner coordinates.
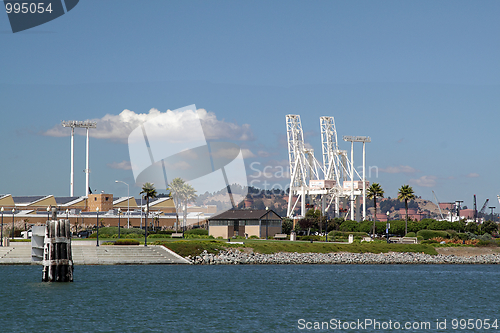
top-left (62, 121), bottom-right (97, 196)
top-left (343, 136), bottom-right (371, 221)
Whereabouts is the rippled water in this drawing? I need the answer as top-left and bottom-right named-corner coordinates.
top-left (0, 265), bottom-right (499, 332)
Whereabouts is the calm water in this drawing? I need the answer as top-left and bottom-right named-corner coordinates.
top-left (0, 265), bottom-right (499, 332)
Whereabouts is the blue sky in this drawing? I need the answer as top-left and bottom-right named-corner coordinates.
top-left (1, 1), bottom-right (499, 209)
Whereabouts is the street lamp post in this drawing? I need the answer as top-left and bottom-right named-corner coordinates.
top-left (1, 207), bottom-right (4, 247)
top-left (11, 208), bottom-right (15, 240)
top-left (265, 207), bottom-right (269, 240)
top-left (386, 211), bottom-right (390, 243)
top-left (144, 206), bottom-right (148, 247)
top-left (47, 206), bottom-right (50, 220)
top-left (117, 208), bottom-right (121, 239)
top-left (96, 207), bottom-right (100, 247)
top-left (325, 215), bottom-right (328, 242)
top-left (115, 180), bottom-right (130, 228)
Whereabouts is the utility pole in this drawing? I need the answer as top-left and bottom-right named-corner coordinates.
top-left (473, 195), bottom-right (477, 224)
top-left (455, 200), bottom-right (463, 221)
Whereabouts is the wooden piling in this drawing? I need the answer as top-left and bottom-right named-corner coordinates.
top-left (42, 219), bottom-right (73, 282)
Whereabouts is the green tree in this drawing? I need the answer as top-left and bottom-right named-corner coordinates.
top-left (481, 220), bottom-right (498, 235)
top-left (367, 183), bottom-right (384, 237)
top-left (465, 222), bottom-right (479, 234)
top-left (397, 185), bottom-right (416, 236)
top-left (281, 218), bottom-right (293, 234)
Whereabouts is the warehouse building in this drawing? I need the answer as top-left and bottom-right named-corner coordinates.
top-left (208, 209), bottom-right (282, 239)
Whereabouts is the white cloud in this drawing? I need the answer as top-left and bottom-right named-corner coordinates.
top-left (466, 173), bottom-right (479, 178)
top-left (379, 165), bottom-right (418, 174)
top-left (107, 161), bottom-right (132, 170)
top-left (409, 175), bottom-right (437, 187)
top-left (42, 108), bottom-right (254, 143)
top-left (258, 150), bottom-right (271, 157)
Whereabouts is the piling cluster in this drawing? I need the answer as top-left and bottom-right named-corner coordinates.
top-left (188, 250), bottom-right (500, 265)
top-left (42, 219), bottom-right (73, 282)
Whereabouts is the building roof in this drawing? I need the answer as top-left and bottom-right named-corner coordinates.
top-left (0, 194), bottom-right (14, 207)
top-left (12, 196), bottom-right (45, 204)
top-left (55, 196), bottom-right (80, 204)
top-left (209, 209), bottom-right (281, 220)
top-left (14, 195), bottom-right (57, 207)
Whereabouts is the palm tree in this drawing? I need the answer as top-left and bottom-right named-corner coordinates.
top-left (398, 184), bottom-right (416, 236)
top-left (169, 178), bottom-right (197, 232)
top-left (181, 183), bottom-right (197, 231)
top-left (367, 183), bottom-right (384, 238)
top-left (169, 178), bottom-right (184, 232)
top-left (140, 182), bottom-right (157, 245)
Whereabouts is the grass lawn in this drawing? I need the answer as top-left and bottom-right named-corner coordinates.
top-left (152, 239), bottom-right (438, 257)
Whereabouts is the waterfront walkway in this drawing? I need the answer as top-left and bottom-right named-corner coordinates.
top-left (0, 242), bottom-right (190, 265)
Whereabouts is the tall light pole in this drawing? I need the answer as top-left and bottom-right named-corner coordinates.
top-left (11, 208), bottom-right (15, 240)
top-left (117, 208), bottom-right (121, 239)
top-left (343, 136), bottom-right (371, 221)
top-left (96, 207), bottom-right (100, 247)
top-left (265, 206), bottom-right (269, 240)
top-left (62, 120), bottom-right (97, 196)
top-left (144, 206), bottom-right (148, 247)
top-left (386, 211), bottom-right (390, 243)
top-left (115, 180), bottom-right (130, 228)
top-left (1, 207), bottom-right (4, 247)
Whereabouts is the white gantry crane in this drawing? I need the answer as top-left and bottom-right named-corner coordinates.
top-left (286, 115), bottom-right (323, 217)
top-left (286, 114), bottom-right (370, 220)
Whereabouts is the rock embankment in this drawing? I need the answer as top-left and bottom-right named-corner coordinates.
top-left (188, 250), bottom-right (500, 265)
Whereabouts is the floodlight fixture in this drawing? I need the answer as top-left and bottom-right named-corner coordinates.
top-left (343, 135), bottom-right (371, 143)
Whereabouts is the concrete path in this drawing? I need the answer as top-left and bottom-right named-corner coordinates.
top-left (0, 242), bottom-right (190, 265)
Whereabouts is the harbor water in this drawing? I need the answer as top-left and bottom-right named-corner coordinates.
top-left (0, 264), bottom-right (499, 332)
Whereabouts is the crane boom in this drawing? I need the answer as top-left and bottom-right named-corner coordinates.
top-left (432, 190), bottom-right (445, 220)
top-left (480, 199), bottom-right (489, 215)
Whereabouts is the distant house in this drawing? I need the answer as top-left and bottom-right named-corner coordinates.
top-left (208, 209), bottom-right (282, 239)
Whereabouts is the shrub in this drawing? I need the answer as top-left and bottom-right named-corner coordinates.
top-left (446, 230), bottom-right (458, 237)
top-left (478, 233), bottom-right (492, 241)
top-left (417, 230), bottom-right (450, 240)
top-left (328, 231), bottom-right (366, 238)
top-left (184, 234), bottom-right (213, 239)
top-left (249, 235), bottom-right (259, 239)
top-left (339, 220), bottom-right (360, 232)
top-left (421, 239), bottom-right (438, 244)
top-left (475, 240), bottom-right (497, 247)
top-left (148, 234), bottom-right (169, 238)
top-left (456, 233), bottom-right (469, 241)
top-left (297, 235), bottom-right (321, 241)
top-left (155, 230), bottom-right (175, 235)
top-left (184, 229), bottom-right (209, 235)
top-left (115, 239), bottom-right (140, 245)
top-left (405, 232), bottom-right (416, 237)
top-left (432, 237), bottom-right (479, 246)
